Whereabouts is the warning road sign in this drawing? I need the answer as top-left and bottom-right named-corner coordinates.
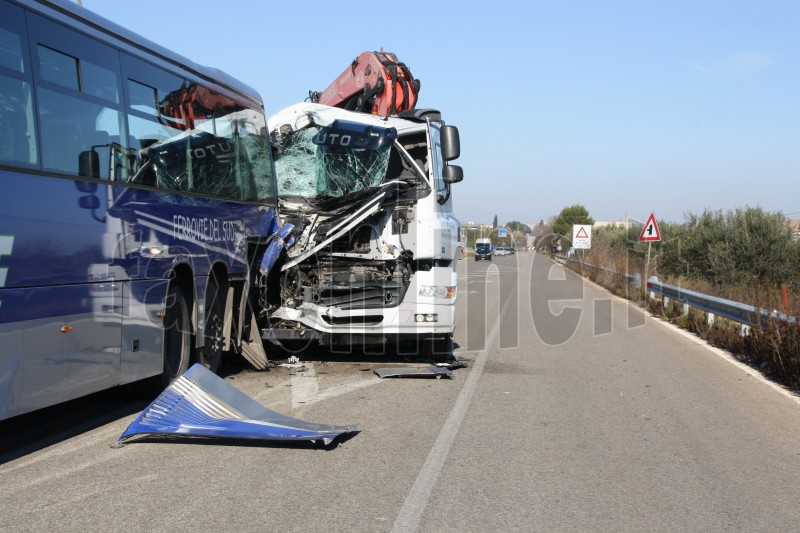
top-left (572, 224), bottom-right (592, 249)
top-left (639, 213), bottom-right (661, 242)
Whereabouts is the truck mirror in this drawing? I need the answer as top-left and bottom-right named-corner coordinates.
top-left (442, 164), bottom-right (463, 184)
top-left (440, 125), bottom-right (460, 161)
top-left (79, 149), bottom-right (100, 179)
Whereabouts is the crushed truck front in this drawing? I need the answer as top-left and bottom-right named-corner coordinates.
top-left (258, 103), bottom-right (462, 358)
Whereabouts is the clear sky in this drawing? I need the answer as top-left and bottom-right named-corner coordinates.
top-left (84, 0), bottom-right (800, 226)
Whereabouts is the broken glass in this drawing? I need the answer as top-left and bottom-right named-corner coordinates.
top-left (273, 123), bottom-right (393, 199)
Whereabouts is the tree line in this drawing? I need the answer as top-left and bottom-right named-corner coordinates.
top-left (577, 206), bottom-right (800, 289)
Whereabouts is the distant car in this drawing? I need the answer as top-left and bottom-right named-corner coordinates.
top-left (495, 247), bottom-right (509, 256)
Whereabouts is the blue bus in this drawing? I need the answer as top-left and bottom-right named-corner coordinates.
top-left (0, 0), bottom-right (279, 420)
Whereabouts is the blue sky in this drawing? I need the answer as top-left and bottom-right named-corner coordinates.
top-left (84, 0), bottom-right (800, 226)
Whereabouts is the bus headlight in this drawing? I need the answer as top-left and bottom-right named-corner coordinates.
top-left (418, 285), bottom-right (456, 299)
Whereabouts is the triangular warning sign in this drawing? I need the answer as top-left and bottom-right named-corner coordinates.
top-left (639, 212), bottom-right (661, 242)
top-left (576, 227), bottom-right (589, 239)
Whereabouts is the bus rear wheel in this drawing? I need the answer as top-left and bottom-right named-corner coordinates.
top-left (200, 279), bottom-right (225, 374)
top-left (162, 283), bottom-right (192, 387)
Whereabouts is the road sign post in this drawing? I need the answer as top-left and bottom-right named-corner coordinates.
top-left (639, 213), bottom-right (661, 300)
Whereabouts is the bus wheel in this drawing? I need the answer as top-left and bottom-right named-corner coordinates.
top-left (200, 281), bottom-right (225, 374)
top-left (162, 283), bottom-right (192, 386)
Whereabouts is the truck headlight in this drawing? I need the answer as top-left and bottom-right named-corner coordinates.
top-left (418, 286), bottom-right (457, 299)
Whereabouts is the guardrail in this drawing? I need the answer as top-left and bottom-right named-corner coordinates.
top-left (553, 254), bottom-right (641, 289)
top-left (646, 277), bottom-right (796, 330)
top-left (553, 253), bottom-right (796, 333)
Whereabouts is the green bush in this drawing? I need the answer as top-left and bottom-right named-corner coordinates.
top-left (658, 207), bottom-right (800, 289)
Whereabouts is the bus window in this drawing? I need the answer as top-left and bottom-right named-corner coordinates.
top-left (37, 45), bottom-right (79, 91)
top-left (36, 79), bottom-right (124, 179)
top-left (0, 24), bottom-right (24, 73)
top-left (29, 14), bottom-right (125, 180)
top-left (126, 78), bottom-right (185, 183)
top-left (0, 3), bottom-right (37, 167)
top-left (123, 55), bottom-right (274, 202)
top-left (122, 56), bottom-right (190, 185)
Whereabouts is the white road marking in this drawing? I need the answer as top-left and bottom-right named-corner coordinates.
top-left (391, 288), bottom-right (517, 533)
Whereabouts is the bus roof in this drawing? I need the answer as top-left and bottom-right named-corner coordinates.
top-left (20, 0), bottom-right (263, 106)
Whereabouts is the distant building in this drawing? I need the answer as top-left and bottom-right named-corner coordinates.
top-left (594, 220), bottom-right (632, 229)
top-left (787, 220), bottom-right (800, 240)
top-left (462, 221), bottom-right (492, 243)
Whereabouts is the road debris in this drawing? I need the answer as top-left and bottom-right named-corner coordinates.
top-left (435, 358), bottom-right (469, 370)
top-left (116, 364), bottom-right (359, 446)
top-left (374, 367), bottom-right (454, 379)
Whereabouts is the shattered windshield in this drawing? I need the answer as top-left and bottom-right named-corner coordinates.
top-left (273, 120), bottom-right (395, 198)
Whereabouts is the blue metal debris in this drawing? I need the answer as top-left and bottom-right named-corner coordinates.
top-left (118, 364), bottom-right (358, 446)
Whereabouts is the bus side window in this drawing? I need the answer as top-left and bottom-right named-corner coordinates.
top-left (28, 14), bottom-right (124, 180)
top-left (0, 84), bottom-right (35, 165)
top-left (0, 4), bottom-right (38, 168)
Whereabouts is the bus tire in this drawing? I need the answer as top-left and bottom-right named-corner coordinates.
top-left (162, 282), bottom-right (192, 387)
top-left (200, 278), bottom-right (225, 374)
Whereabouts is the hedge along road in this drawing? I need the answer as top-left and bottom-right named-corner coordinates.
top-left (2, 253), bottom-right (800, 532)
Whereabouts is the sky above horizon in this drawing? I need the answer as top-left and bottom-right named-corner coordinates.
top-left (84, 0), bottom-right (800, 227)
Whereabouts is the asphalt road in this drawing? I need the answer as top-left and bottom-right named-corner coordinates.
top-left (2, 253), bottom-right (800, 532)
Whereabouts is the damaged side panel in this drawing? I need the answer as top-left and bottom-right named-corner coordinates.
top-left (118, 364), bottom-right (358, 445)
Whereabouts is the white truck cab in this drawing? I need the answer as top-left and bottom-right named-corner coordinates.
top-left (259, 103), bottom-right (463, 359)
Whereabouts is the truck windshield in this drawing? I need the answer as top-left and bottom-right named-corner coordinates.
top-left (476, 244), bottom-right (491, 251)
top-left (272, 120), bottom-right (396, 198)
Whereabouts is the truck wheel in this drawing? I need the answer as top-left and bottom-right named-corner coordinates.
top-left (161, 283), bottom-right (192, 387)
top-left (200, 278), bottom-right (225, 374)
